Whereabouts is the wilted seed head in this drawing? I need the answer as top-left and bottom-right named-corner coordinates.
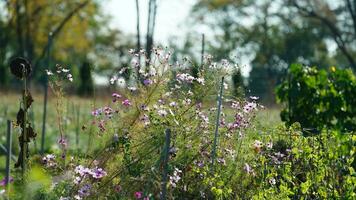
top-left (10, 57), bottom-right (32, 79)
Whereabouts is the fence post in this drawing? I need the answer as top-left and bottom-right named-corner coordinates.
top-left (211, 76), bottom-right (224, 172)
top-left (76, 105), bottom-right (80, 149)
top-left (6, 120), bottom-right (12, 190)
top-left (41, 32), bottom-right (52, 155)
top-left (200, 33), bottom-right (205, 71)
top-left (160, 128), bottom-right (171, 200)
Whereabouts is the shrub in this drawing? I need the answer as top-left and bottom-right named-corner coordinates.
top-left (276, 64), bottom-right (356, 132)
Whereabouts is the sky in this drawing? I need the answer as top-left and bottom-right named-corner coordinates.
top-left (103, 0), bottom-right (197, 44)
top-left (103, 0), bottom-right (252, 77)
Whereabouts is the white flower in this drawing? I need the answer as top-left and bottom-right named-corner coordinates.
top-left (223, 82), bottom-right (228, 90)
top-left (62, 68), bottom-right (70, 73)
top-left (196, 78), bottom-right (205, 85)
top-left (73, 176), bottom-right (81, 184)
top-left (157, 109), bottom-right (168, 117)
top-left (45, 69), bottom-right (53, 76)
top-left (74, 195), bottom-right (82, 200)
top-left (67, 74), bottom-right (73, 82)
top-left (182, 98), bottom-right (191, 106)
top-left (127, 86), bottom-right (137, 92)
top-left (269, 178), bottom-right (276, 185)
top-left (250, 96), bottom-right (259, 100)
top-left (110, 76), bottom-right (118, 84)
top-left (169, 102), bottom-right (177, 107)
top-left (129, 49), bottom-right (135, 54)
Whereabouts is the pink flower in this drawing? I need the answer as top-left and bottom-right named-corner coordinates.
top-left (58, 137), bottom-right (67, 147)
top-left (134, 191), bottom-right (142, 199)
top-left (122, 99), bottom-right (131, 106)
top-left (112, 93), bottom-right (122, 102)
top-left (114, 185), bottom-right (122, 193)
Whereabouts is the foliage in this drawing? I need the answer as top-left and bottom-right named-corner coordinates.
top-left (276, 64), bottom-right (356, 131)
top-left (250, 123), bottom-right (356, 199)
top-left (186, 0), bottom-right (345, 103)
top-left (232, 68), bottom-right (244, 97)
top-left (1, 50), bottom-right (355, 199)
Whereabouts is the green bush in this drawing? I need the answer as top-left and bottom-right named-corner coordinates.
top-left (276, 64), bottom-right (356, 131)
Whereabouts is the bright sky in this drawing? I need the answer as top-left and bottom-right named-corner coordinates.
top-left (103, 0), bottom-right (197, 44)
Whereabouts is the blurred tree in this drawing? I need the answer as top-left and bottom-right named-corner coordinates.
top-left (145, 0), bottom-right (157, 64)
top-left (288, 0), bottom-right (356, 71)
top-left (232, 68), bottom-right (244, 97)
top-left (0, 0), bottom-right (132, 88)
top-left (78, 61), bottom-right (93, 96)
top-left (190, 0), bottom-right (334, 103)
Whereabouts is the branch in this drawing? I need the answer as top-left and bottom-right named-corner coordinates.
top-left (345, 0), bottom-right (356, 36)
top-left (34, 0), bottom-right (90, 68)
top-left (291, 0), bottom-right (356, 71)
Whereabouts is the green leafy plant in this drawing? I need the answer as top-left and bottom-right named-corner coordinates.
top-left (276, 64), bottom-right (356, 131)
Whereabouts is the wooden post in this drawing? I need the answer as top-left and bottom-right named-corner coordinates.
top-left (76, 105), bottom-right (80, 148)
top-left (41, 32), bottom-right (52, 155)
top-left (5, 120), bottom-right (12, 190)
top-left (211, 76), bottom-right (224, 172)
top-left (200, 33), bottom-right (205, 71)
top-left (160, 128), bottom-right (171, 200)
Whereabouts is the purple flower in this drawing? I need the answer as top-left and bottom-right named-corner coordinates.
top-left (122, 99), bottom-right (131, 106)
top-left (91, 167), bottom-right (107, 179)
top-left (143, 79), bottom-right (153, 85)
top-left (78, 184), bottom-right (91, 197)
top-left (92, 108), bottom-right (102, 116)
top-left (75, 165), bottom-right (92, 177)
top-left (0, 176), bottom-right (13, 186)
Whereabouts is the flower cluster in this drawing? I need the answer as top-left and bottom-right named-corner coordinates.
top-left (45, 64), bottom-right (73, 82)
top-left (92, 106), bottom-right (116, 119)
top-left (112, 93), bottom-right (122, 102)
top-left (169, 168), bottom-right (182, 188)
top-left (42, 154), bottom-right (57, 168)
top-left (176, 73), bottom-right (205, 85)
top-left (75, 184), bottom-right (91, 200)
top-left (72, 165), bottom-right (107, 199)
top-left (74, 165), bottom-right (107, 181)
top-left (225, 100), bottom-right (259, 132)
